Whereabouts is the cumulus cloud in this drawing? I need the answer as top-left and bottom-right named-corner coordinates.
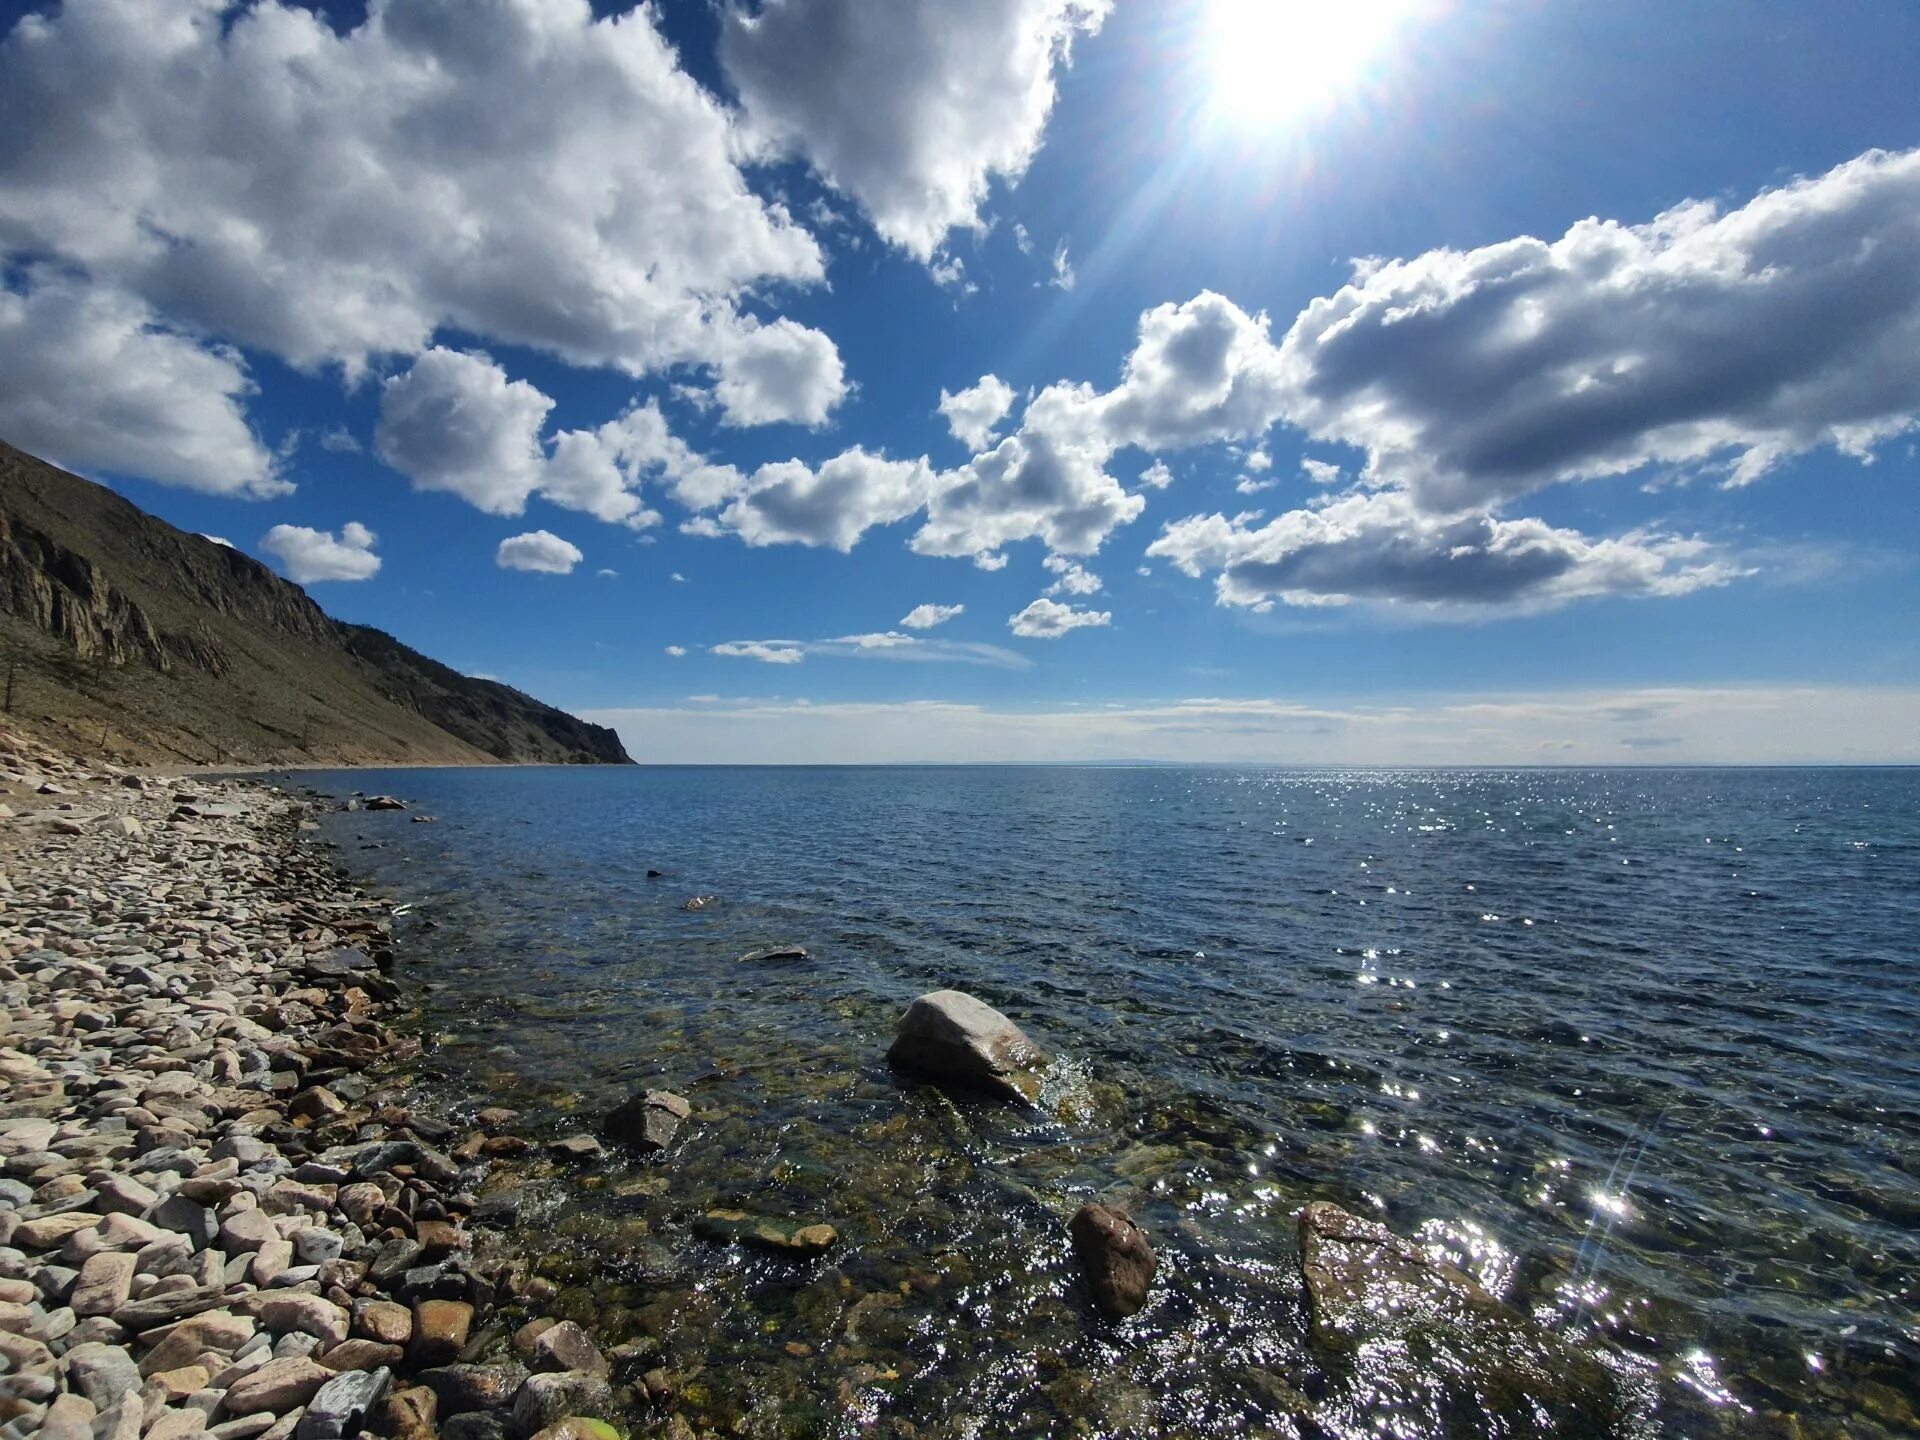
top-left (1009, 596), bottom-right (1111, 637)
top-left (721, 0), bottom-right (1110, 261)
top-left (1139, 460), bottom-right (1174, 490)
top-left (665, 645), bottom-right (688, 657)
top-left (938, 375), bottom-right (1017, 451)
top-left (0, 268), bottom-right (281, 496)
top-left (1043, 555), bottom-right (1102, 595)
top-left (1301, 458), bottom-right (1342, 485)
top-left (375, 349), bottom-right (669, 528)
top-left (1274, 147), bottom-right (1920, 507)
top-left (0, 0), bottom-right (840, 427)
top-left (713, 632), bottom-right (1029, 668)
top-left (259, 521), bottom-right (380, 583)
top-left (901, 603), bottom-right (966, 629)
top-left (319, 426), bottom-right (361, 455)
top-left (681, 449), bottom-right (933, 550)
top-left (496, 530), bottom-right (584, 575)
top-left (1147, 492), bottom-right (1741, 612)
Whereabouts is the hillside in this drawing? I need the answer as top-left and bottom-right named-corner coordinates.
top-left (0, 442), bottom-right (632, 766)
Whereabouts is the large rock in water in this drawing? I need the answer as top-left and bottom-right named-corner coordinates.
top-left (1297, 1202), bottom-right (1624, 1431)
top-left (604, 1090), bottom-right (691, 1152)
top-left (886, 990), bottom-right (1046, 1104)
top-left (1069, 1203), bottom-right (1156, 1318)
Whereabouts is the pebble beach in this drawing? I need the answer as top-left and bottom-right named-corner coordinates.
top-left (0, 726), bottom-right (635, 1440)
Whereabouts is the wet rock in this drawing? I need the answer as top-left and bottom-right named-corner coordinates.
top-left (352, 1299), bottom-right (412, 1346)
top-left (417, 1364), bottom-right (525, 1415)
top-left (528, 1321), bottom-right (608, 1379)
top-left (886, 989), bottom-right (1047, 1104)
top-left (602, 1091), bottom-right (690, 1154)
top-left (547, 1137), bottom-right (602, 1165)
top-left (737, 946), bottom-right (809, 963)
top-left (511, 1372), bottom-right (615, 1435)
top-left (365, 796), bottom-right (407, 812)
top-left (1296, 1201), bottom-right (1624, 1426)
top-left (440, 1415), bottom-right (508, 1440)
top-left (410, 1299), bottom-right (475, 1367)
top-left (294, 1365), bottom-right (390, 1440)
top-left (530, 1421), bottom-right (619, 1440)
top-left (1069, 1202), bottom-right (1155, 1318)
top-left (692, 1211), bottom-right (838, 1258)
top-left (375, 1386), bottom-right (438, 1440)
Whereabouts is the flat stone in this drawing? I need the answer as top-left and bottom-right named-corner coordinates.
top-left (251, 1292), bottom-right (349, 1348)
top-left (317, 1338), bottom-right (403, 1372)
top-left (70, 1251), bottom-right (137, 1317)
top-left (222, 1356), bottom-right (335, 1417)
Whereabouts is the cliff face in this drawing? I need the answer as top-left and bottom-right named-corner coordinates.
top-left (0, 441), bottom-right (633, 766)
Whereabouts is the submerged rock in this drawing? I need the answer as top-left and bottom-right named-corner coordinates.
top-left (603, 1090), bottom-right (691, 1153)
top-left (738, 946), bottom-right (809, 963)
top-left (1068, 1202), bottom-right (1155, 1318)
top-left (692, 1211), bottom-right (838, 1258)
top-left (1296, 1201), bottom-right (1624, 1427)
top-left (886, 989), bottom-right (1047, 1104)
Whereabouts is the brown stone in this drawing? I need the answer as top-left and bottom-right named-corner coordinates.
top-left (319, 1338), bottom-right (406, 1371)
top-left (1068, 1202), bottom-right (1155, 1318)
top-left (353, 1299), bottom-right (413, 1346)
top-left (374, 1385), bottom-right (438, 1440)
top-left (886, 990), bottom-right (1046, 1104)
top-left (409, 1299), bottom-right (474, 1367)
top-left (222, 1356), bottom-right (334, 1416)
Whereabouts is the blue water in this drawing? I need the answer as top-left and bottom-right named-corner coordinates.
top-left (296, 765), bottom-right (1920, 1439)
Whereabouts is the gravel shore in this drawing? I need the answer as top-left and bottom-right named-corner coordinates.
top-left (0, 727), bottom-right (631, 1440)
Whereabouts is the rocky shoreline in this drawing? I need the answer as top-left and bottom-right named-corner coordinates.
top-left (0, 728), bottom-right (637, 1440)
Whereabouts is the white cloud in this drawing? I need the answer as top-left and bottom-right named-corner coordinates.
top-left (319, 426), bottom-right (361, 455)
top-left (1013, 223), bottom-right (1035, 255)
top-left (665, 645), bottom-right (688, 657)
top-left (0, 0), bottom-right (841, 426)
top-left (1047, 239), bottom-right (1076, 291)
top-left (1273, 147), bottom-right (1920, 509)
top-left (672, 572), bottom-right (687, 583)
top-left (1147, 491), bottom-right (1741, 612)
top-left (1043, 555), bottom-right (1102, 595)
top-left (0, 268), bottom-right (282, 496)
top-left (1139, 460), bottom-right (1174, 490)
top-left (720, 0), bottom-right (1110, 260)
top-left (697, 448), bottom-right (936, 551)
top-left (715, 632), bottom-right (1028, 668)
top-left (1245, 449), bottom-right (1271, 473)
top-left (376, 348), bottom-right (551, 515)
top-left (1301, 458), bottom-right (1342, 485)
top-left (938, 375), bottom-right (1017, 451)
top-left (901, 603), bottom-right (965, 629)
top-left (1234, 476), bottom-right (1277, 495)
top-left (375, 349), bottom-right (674, 528)
top-left (579, 687), bottom-right (1920, 765)
top-left (597, 568), bottom-right (619, 579)
top-left (496, 530), bottom-right (584, 575)
top-left (914, 381), bottom-right (1144, 561)
top-left (1009, 596), bottom-right (1111, 637)
top-left (713, 640), bottom-right (807, 665)
top-left (259, 520), bottom-right (380, 583)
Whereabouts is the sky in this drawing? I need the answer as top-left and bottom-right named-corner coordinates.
top-left (2, 0), bottom-right (1918, 764)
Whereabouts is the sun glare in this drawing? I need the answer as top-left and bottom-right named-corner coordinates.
top-left (1205, 0), bottom-right (1422, 128)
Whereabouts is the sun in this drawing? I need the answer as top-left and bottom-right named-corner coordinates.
top-left (1204, 0), bottom-right (1423, 129)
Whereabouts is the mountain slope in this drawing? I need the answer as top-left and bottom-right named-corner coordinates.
top-left (0, 441), bottom-right (631, 766)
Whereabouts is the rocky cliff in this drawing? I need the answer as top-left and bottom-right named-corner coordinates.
top-left (0, 441), bottom-right (632, 766)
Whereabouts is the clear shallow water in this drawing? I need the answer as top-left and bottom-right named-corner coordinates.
top-left (296, 766), bottom-right (1919, 1439)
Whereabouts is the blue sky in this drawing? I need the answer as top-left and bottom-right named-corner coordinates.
top-left (3, 0), bottom-right (1918, 762)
